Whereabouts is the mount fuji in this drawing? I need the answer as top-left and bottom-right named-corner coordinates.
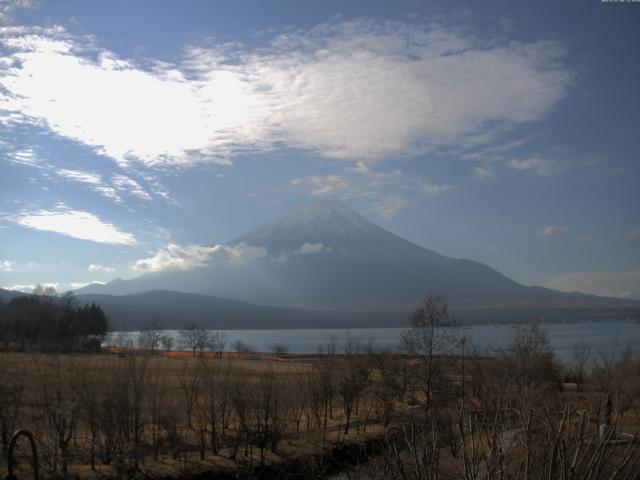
top-left (75, 201), bottom-right (638, 327)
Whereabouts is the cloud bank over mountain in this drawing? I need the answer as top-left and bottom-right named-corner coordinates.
top-left (133, 242), bottom-right (266, 272)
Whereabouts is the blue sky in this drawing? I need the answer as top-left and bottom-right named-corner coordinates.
top-left (0, 0), bottom-right (639, 298)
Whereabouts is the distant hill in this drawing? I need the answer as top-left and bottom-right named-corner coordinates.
top-left (75, 201), bottom-right (639, 324)
top-left (75, 290), bottom-right (640, 331)
top-left (0, 288), bottom-right (26, 303)
top-left (3, 286), bottom-right (637, 331)
top-left (75, 290), bottom-right (406, 331)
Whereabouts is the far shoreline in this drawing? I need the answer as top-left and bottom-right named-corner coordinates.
top-left (108, 315), bottom-right (640, 333)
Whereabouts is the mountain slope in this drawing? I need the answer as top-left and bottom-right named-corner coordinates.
top-left (75, 290), bottom-right (405, 330)
top-left (75, 290), bottom-right (640, 330)
top-left (76, 201), bottom-right (639, 317)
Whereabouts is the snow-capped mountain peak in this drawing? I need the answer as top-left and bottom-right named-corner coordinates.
top-left (233, 201), bottom-right (405, 252)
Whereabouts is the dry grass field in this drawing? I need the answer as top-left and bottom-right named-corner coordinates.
top-left (0, 350), bottom-right (398, 479)
top-left (0, 336), bottom-right (639, 480)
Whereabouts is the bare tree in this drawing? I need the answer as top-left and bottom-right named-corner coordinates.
top-left (270, 343), bottom-right (289, 355)
top-left (239, 368), bottom-right (290, 465)
top-left (592, 340), bottom-right (640, 423)
top-left (500, 319), bottom-right (558, 392)
top-left (160, 334), bottom-right (174, 354)
top-left (211, 331), bottom-right (227, 358)
top-left (290, 372), bottom-right (308, 434)
top-left (201, 357), bottom-right (222, 454)
top-left (190, 360), bottom-right (209, 460)
top-left (231, 339), bottom-right (253, 354)
top-left (179, 322), bottom-right (211, 356)
top-left (372, 351), bottom-right (402, 427)
top-left (146, 359), bottom-right (169, 460)
top-left (123, 352), bottom-right (150, 469)
top-left (34, 355), bottom-right (83, 477)
top-left (337, 340), bottom-right (372, 434)
top-left (316, 347), bottom-right (336, 432)
top-left (229, 371), bottom-right (250, 460)
top-left (401, 296), bottom-right (459, 412)
top-left (33, 283), bottom-right (57, 297)
top-left (79, 366), bottom-right (102, 470)
top-left (178, 359), bottom-right (202, 431)
top-left (304, 368), bottom-right (325, 431)
top-left (568, 340), bottom-right (592, 383)
top-left (113, 331), bottom-right (135, 349)
top-left (0, 354), bottom-right (24, 456)
top-left (138, 320), bottom-right (163, 353)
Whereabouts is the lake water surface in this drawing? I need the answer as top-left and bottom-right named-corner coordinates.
top-left (114, 319), bottom-right (640, 362)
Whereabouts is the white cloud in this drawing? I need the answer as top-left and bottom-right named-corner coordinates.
top-left (246, 25), bottom-right (571, 162)
top-left (5, 148), bottom-right (42, 168)
top-left (462, 137), bottom-right (530, 162)
top-left (55, 168), bottom-right (122, 202)
top-left (224, 243), bottom-right (267, 264)
top-left (56, 168), bottom-right (101, 185)
top-left (133, 242), bottom-right (266, 272)
top-left (69, 281), bottom-right (106, 289)
top-left (276, 242), bottom-right (330, 262)
top-left (11, 206), bottom-right (136, 244)
top-left (473, 166), bottom-right (492, 178)
top-left (54, 169), bottom-right (155, 203)
top-left (0, 260), bottom-right (13, 272)
top-left (294, 242), bottom-right (328, 255)
top-left (346, 162), bottom-right (402, 179)
top-left (290, 175), bottom-right (354, 198)
top-left (2, 282), bottom-right (59, 293)
top-left (88, 263), bottom-right (114, 272)
top-left (0, 0), bottom-right (35, 23)
top-left (577, 234), bottom-right (593, 243)
top-left (544, 270), bottom-right (640, 299)
top-left (0, 27), bottom-right (262, 166)
top-left (370, 196), bottom-right (407, 219)
top-left (422, 183), bottom-right (451, 196)
top-left (541, 225), bottom-right (568, 236)
top-left (509, 156), bottom-right (556, 175)
top-left (111, 174), bottom-right (152, 201)
top-left (1, 284), bottom-right (34, 293)
top-left (0, 23), bottom-right (571, 166)
top-left (139, 173), bottom-right (174, 203)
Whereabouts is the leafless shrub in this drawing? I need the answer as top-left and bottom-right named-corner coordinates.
top-left (270, 342), bottom-right (289, 355)
top-left (137, 320), bottom-right (163, 353)
top-left (592, 341), bottom-right (640, 422)
top-left (179, 322), bottom-right (212, 356)
top-left (232, 339), bottom-right (254, 354)
top-left (211, 330), bottom-right (227, 358)
top-left (566, 341), bottom-right (593, 383)
top-left (498, 319), bottom-right (560, 393)
top-left (160, 334), bottom-right (174, 353)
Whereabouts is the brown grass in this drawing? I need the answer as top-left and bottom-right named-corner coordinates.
top-left (0, 350), bottom-right (638, 479)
